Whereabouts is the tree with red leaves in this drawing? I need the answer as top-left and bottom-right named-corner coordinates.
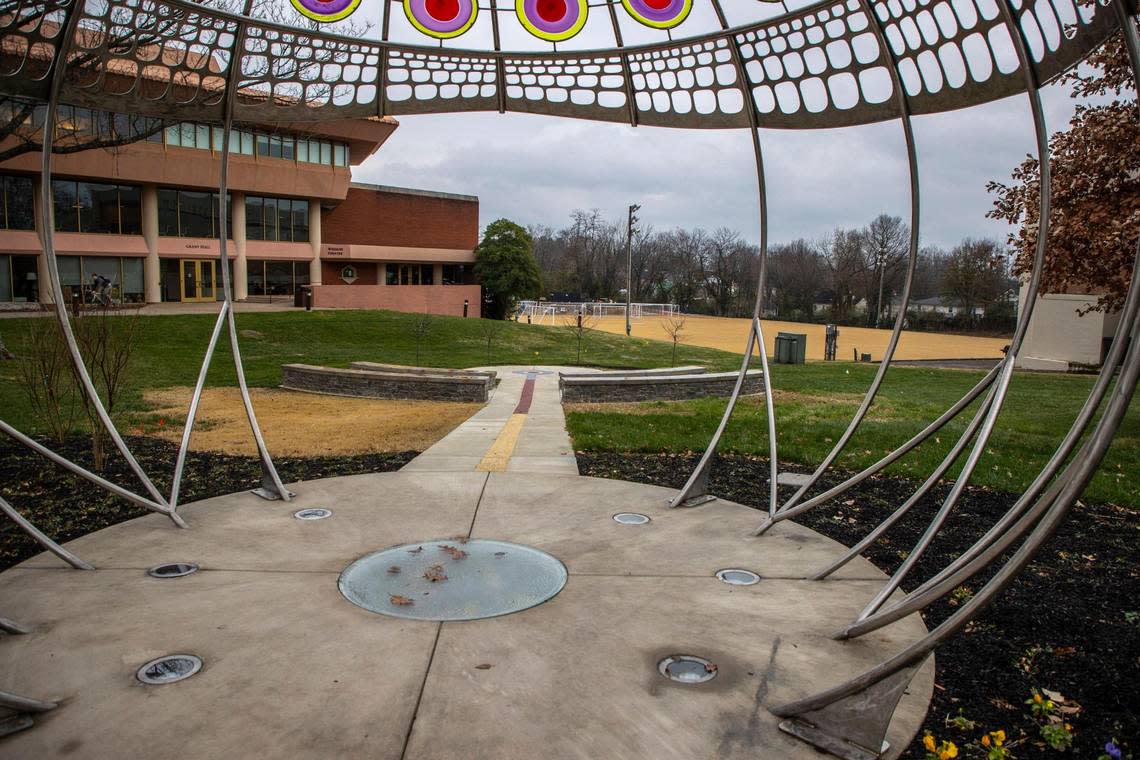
top-left (987, 31), bottom-right (1139, 314)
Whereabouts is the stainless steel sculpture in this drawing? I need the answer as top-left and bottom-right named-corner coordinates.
top-left (0, 0), bottom-right (1135, 755)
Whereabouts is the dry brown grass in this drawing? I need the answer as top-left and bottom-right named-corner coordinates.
top-left (140, 387), bottom-right (481, 456)
top-left (592, 314), bottom-right (1009, 361)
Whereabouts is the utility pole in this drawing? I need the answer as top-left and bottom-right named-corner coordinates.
top-left (875, 251), bottom-right (886, 328)
top-left (625, 203), bottom-right (640, 337)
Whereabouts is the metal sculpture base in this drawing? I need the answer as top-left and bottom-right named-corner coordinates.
top-left (251, 470), bottom-right (295, 501)
top-left (672, 494), bottom-right (718, 508)
top-left (0, 715), bottom-right (34, 739)
top-left (779, 719), bottom-right (889, 760)
top-left (250, 487), bottom-right (295, 501)
top-left (774, 662), bottom-right (923, 760)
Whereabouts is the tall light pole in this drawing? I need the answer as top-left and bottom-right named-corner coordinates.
top-left (625, 203), bottom-right (640, 337)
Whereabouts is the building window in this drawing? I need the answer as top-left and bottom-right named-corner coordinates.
top-left (0, 254), bottom-right (41, 302)
top-left (246, 196), bottom-right (308, 242)
top-left (385, 264), bottom-right (434, 285)
top-left (179, 190), bottom-right (212, 238)
top-left (158, 189), bottom-right (232, 238)
top-left (51, 180), bottom-right (142, 234)
top-left (53, 254), bottom-right (145, 304)
top-left (163, 122), bottom-right (345, 165)
top-left (441, 264), bottom-right (469, 285)
top-left (246, 260), bottom-right (310, 296)
top-left (0, 175), bottom-right (34, 230)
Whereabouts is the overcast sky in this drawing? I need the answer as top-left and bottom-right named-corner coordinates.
top-left (354, 82), bottom-right (1083, 251)
top-left (257, 0), bottom-right (1096, 250)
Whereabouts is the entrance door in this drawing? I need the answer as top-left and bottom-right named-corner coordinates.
top-left (180, 259), bottom-right (216, 302)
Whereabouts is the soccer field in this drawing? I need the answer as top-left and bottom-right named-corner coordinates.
top-left (590, 314), bottom-right (1010, 361)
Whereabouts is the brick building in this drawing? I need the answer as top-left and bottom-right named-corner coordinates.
top-left (0, 105), bottom-right (481, 317)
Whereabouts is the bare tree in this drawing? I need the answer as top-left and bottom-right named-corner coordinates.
top-left (72, 305), bottom-right (142, 469)
top-left (822, 228), bottom-right (872, 322)
top-left (410, 312), bottom-right (433, 365)
top-left (477, 317), bottom-right (503, 366)
top-left (661, 313), bottom-right (687, 367)
top-left (562, 308), bottom-right (599, 365)
top-left (863, 214), bottom-right (909, 326)
top-left (942, 238), bottom-right (1011, 319)
top-left (769, 239), bottom-right (826, 320)
top-left (17, 317), bottom-right (79, 445)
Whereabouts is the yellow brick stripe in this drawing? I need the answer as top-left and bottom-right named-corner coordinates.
top-left (476, 413), bottom-right (528, 472)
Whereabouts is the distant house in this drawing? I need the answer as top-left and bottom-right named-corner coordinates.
top-left (811, 290), bottom-right (868, 317)
top-left (908, 296), bottom-right (984, 318)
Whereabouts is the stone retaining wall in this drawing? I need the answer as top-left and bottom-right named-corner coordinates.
top-left (282, 364), bottom-right (492, 402)
top-left (559, 370), bottom-right (764, 403)
top-left (350, 361), bottom-right (496, 379)
top-left (558, 365), bottom-right (706, 378)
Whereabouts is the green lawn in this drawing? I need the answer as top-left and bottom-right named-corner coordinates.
top-left (0, 308), bottom-right (736, 431)
top-left (565, 361), bottom-right (1140, 507)
top-left (1, 309), bottom-right (1135, 507)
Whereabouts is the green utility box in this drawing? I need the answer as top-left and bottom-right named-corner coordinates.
top-left (774, 332), bottom-right (807, 364)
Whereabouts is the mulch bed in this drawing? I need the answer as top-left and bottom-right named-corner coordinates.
top-left (0, 435), bottom-right (415, 571)
top-left (578, 452), bottom-right (1139, 759)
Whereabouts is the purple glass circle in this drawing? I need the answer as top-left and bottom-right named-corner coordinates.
top-left (520, 0), bottom-right (583, 35)
top-left (295, 0), bottom-right (355, 14)
top-left (625, 0), bottom-right (687, 24)
top-left (407, 0), bottom-right (476, 34)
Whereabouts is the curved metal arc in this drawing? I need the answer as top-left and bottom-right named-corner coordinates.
top-left (670, 12), bottom-right (777, 509)
top-left (37, 2), bottom-right (168, 510)
top-left (0, 616), bottom-right (32, 635)
top-left (0, 690), bottom-right (57, 714)
top-left (773, 0), bottom-right (922, 517)
top-left (168, 301), bottom-right (231, 510)
top-left (753, 362), bottom-right (1000, 535)
top-left (811, 370), bottom-right (1002, 582)
top-left (669, 324), bottom-right (760, 506)
top-left (837, 0), bottom-right (1140, 638)
top-left (771, 0), bottom-right (1117, 728)
top-left (217, 25), bottom-right (291, 502)
top-left (845, 372), bottom-right (1003, 613)
top-left (842, 259), bottom-right (1140, 637)
top-left (0, 494), bottom-right (93, 570)
top-left (839, 0), bottom-right (1060, 630)
top-left (0, 420), bottom-right (183, 524)
top-left (775, 279), bottom-right (1140, 718)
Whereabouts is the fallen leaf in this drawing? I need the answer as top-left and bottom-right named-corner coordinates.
top-left (475, 664), bottom-right (492, 670)
top-left (439, 545), bottom-right (468, 560)
top-left (424, 564), bottom-right (448, 583)
top-left (389, 595), bottom-right (414, 606)
top-left (387, 566), bottom-right (401, 574)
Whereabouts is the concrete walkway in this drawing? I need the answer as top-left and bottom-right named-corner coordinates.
top-left (402, 366), bottom-right (584, 476)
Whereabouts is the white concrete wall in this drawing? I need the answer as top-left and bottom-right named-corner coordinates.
top-left (1018, 283), bottom-right (1109, 370)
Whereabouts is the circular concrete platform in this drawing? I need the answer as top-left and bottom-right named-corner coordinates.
top-left (0, 471), bottom-right (933, 759)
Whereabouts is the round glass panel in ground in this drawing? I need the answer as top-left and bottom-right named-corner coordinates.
top-left (338, 539), bottom-right (567, 621)
top-left (613, 512), bottom-right (650, 525)
top-left (146, 562), bottom-right (199, 578)
top-left (715, 568), bottom-right (760, 586)
top-left (136, 654), bottom-right (203, 685)
top-left (294, 508), bottom-right (332, 520)
top-left (658, 655), bottom-right (717, 684)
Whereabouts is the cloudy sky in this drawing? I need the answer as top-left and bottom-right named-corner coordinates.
top-left (354, 83), bottom-right (1086, 250)
top-left (265, 0), bottom-right (1095, 250)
